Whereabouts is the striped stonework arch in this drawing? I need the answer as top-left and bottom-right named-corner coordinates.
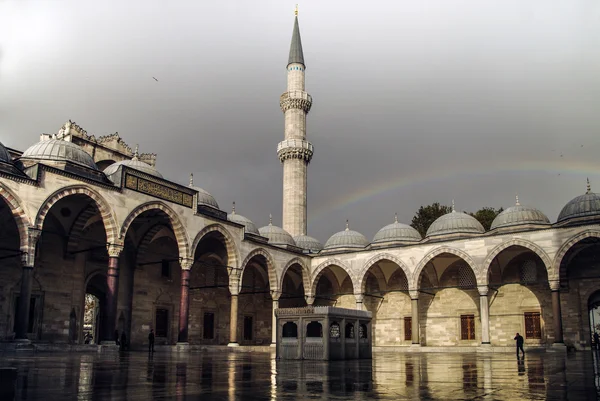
top-left (191, 224), bottom-right (239, 269)
top-left (482, 238), bottom-right (552, 284)
top-left (137, 224), bottom-right (175, 262)
top-left (66, 205), bottom-right (103, 255)
top-left (411, 246), bottom-right (480, 290)
top-left (239, 248), bottom-right (277, 293)
top-left (551, 229), bottom-right (600, 283)
top-left (279, 257), bottom-right (311, 292)
top-left (119, 201), bottom-right (190, 260)
top-left (310, 258), bottom-right (354, 296)
top-left (35, 185), bottom-right (118, 245)
top-left (358, 253), bottom-right (411, 294)
top-left (0, 183), bottom-right (31, 252)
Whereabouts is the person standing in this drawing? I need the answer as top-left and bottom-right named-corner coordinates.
top-left (148, 329), bottom-right (155, 353)
top-left (514, 332), bottom-right (524, 358)
top-left (120, 331), bottom-right (127, 351)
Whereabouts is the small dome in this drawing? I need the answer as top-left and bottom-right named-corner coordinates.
top-left (259, 216), bottom-right (296, 246)
top-left (228, 204), bottom-right (259, 234)
top-left (373, 215), bottom-right (422, 243)
top-left (558, 181), bottom-right (600, 223)
top-left (21, 139), bottom-right (97, 170)
top-left (426, 208), bottom-right (485, 237)
top-left (188, 174), bottom-right (219, 208)
top-left (293, 235), bottom-right (324, 252)
top-left (324, 221), bottom-right (369, 250)
top-left (104, 159), bottom-right (163, 178)
top-left (491, 197), bottom-right (550, 230)
top-left (0, 142), bottom-right (11, 164)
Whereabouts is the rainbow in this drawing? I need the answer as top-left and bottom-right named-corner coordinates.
top-left (308, 159), bottom-right (599, 226)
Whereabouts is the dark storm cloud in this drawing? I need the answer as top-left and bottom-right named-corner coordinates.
top-left (1, 0), bottom-right (599, 242)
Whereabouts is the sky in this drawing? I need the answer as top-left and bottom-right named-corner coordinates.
top-left (1, 0), bottom-right (599, 243)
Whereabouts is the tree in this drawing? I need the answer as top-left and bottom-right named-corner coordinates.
top-left (410, 203), bottom-right (452, 238)
top-left (469, 207), bottom-right (504, 231)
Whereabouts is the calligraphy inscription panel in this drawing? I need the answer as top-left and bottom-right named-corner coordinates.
top-left (125, 173), bottom-right (193, 208)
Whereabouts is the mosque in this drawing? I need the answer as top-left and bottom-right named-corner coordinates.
top-left (1, 12), bottom-right (599, 352)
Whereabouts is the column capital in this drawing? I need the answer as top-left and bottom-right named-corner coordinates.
top-left (305, 295), bottom-right (315, 305)
top-left (270, 290), bottom-right (282, 301)
top-left (549, 280), bottom-right (561, 291)
top-left (106, 243), bottom-right (124, 258)
top-left (354, 293), bottom-right (364, 303)
top-left (478, 285), bottom-right (489, 296)
top-left (180, 258), bottom-right (194, 270)
top-left (409, 290), bottom-right (419, 300)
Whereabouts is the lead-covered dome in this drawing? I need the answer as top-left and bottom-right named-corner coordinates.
top-left (293, 235), bottom-right (323, 253)
top-left (21, 139), bottom-right (97, 170)
top-left (324, 221), bottom-right (369, 250)
top-left (188, 174), bottom-right (219, 208)
top-left (491, 197), bottom-right (550, 230)
top-left (557, 180), bottom-right (600, 224)
top-left (426, 208), bottom-right (485, 237)
top-left (259, 216), bottom-right (296, 246)
top-left (228, 204), bottom-right (259, 234)
top-left (104, 159), bottom-right (162, 178)
top-left (373, 215), bottom-right (422, 244)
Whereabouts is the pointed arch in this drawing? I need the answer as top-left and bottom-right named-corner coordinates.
top-left (279, 257), bottom-right (311, 292)
top-left (191, 223), bottom-right (239, 269)
top-left (551, 230), bottom-right (600, 282)
top-left (35, 185), bottom-right (118, 245)
top-left (411, 246), bottom-right (480, 289)
top-left (119, 201), bottom-right (190, 260)
top-left (483, 239), bottom-right (552, 284)
top-left (0, 183), bottom-right (31, 251)
top-left (358, 253), bottom-right (411, 294)
top-left (311, 258), bottom-right (354, 295)
top-left (239, 248), bottom-right (277, 292)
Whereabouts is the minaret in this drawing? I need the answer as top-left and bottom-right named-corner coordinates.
top-left (278, 5), bottom-right (313, 237)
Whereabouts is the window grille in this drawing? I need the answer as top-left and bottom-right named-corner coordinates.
top-left (460, 314), bottom-right (475, 340)
top-left (404, 317), bottom-right (412, 341)
top-left (458, 265), bottom-right (475, 288)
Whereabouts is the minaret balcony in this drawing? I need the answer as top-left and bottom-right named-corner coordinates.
top-left (277, 139), bottom-right (314, 163)
top-left (280, 91), bottom-right (312, 113)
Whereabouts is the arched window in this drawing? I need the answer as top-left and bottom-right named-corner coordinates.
top-left (359, 324), bottom-right (368, 339)
top-left (520, 260), bottom-right (537, 284)
top-left (458, 265), bottom-right (475, 288)
top-left (282, 322), bottom-right (298, 338)
top-left (306, 321), bottom-right (323, 338)
top-left (329, 321), bottom-right (340, 338)
top-left (345, 323), bottom-right (355, 339)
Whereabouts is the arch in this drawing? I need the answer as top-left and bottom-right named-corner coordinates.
top-left (483, 239), bottom-right (552, 282)
top-left (66, 204), bottom-right (103, 255)
top-left (35, 185), bottom-right (118, 245)
top-left (191, 224), bottom-right (239, 269)
top-left (119, 201), bottom-right (190, 260)
top-left (411, 246), bottom-right (480, 289)
top-left (137, 224), bottom-right (176, 262)
top-left (551, 230), bottom-right (600, 282)
top-left (311, 258), bottom-right (354, 296)
top-left (239, 248), bottom-right (278, 292)
top-left (0, 183), bottom-right (31, 251)
top-left (358, 253), bottom-right (411, 294)
top-left (279, 257), bottom-right (311, 292)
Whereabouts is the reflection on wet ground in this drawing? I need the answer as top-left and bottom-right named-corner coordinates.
top-left (2, 350), bottom-right (600, 400)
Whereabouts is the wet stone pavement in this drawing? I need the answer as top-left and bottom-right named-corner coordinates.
top-left (1, 350), bottom-right (600, 400)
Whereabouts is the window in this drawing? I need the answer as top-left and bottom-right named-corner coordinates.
top-left (243, 316), bottom-right (253, 341)
top-left (282, 322), bottom-right (298, 338)
top-left (329, 322), bottom-right (340, 338)
top-left (306, 321), bottom-right (322, 338)
top-left (155, 308), bottom-right (169, 337)
top-left (404, 317), bottom-right (412, 341)
top-left (203, 312), bottom-right (215, 339)
top-left (524, 312), bottom-right (541, 339)
top-left (460, 315), bottom-right (475, 340)
top-left (161, 260), bottom-right (171, 278)
top-left (345, 323), bottom-right (354, 339)
top-left (359, 324), bottom-right (368, 339)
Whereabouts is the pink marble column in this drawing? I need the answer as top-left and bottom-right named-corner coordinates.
top-left (105, 244), bottom-right (123, 343)
top-left (178, 265), bottom-right (192, 343)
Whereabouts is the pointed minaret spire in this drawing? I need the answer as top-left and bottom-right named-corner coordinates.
top-left (232, 201), bottom-right (236, 214)
top-left (587, 178), bottom-right (592, 194)
top-left (288, 8), bottom-right (305, 67)
top-left (345, 220), bottom-right (350, 231)
top-left (394, 213), bottom-right (398, 223)
top-left (269, 213), bottom-right (273, 226)
top-left (189, 173), bottom-right (194, 187)
top-left (132, 144), bottom-right (139, 161)
top-left (515, 194), bottom-right (520, 206)
top-left (451, 200), bottom-right (455, 212)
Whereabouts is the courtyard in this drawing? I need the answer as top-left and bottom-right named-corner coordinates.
top-left (1, 350), bottom-right (599, 400)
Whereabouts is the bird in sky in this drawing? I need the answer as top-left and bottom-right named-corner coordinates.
top-left (152, 77), bottom-right (158, 82)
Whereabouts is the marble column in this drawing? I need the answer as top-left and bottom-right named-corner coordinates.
top-left (270, 290), bottom-right (281, 346)
top-left (478, 285), bottom-right (491, 345)
top-left (355, 294), bottom-right (364, 311)
top-left (105, 244), bottom-right (123, 342)
top-left (550, 281), bottom-right (564, 344)
top-left (228, 293), bottom-right (239, 346)
top-left (410, 291), bottom-right (420, 345)
top-left (15, 228), bottom-right (41, 341)
top-left (178, 260), bottom-right (193, 343)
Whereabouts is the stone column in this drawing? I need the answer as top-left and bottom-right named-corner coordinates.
top-left (550, 281), bottom-right (564, 344)
top-left (178, 260), bottom-right (193, 344)
top-left (410, 291), bottom-right (420, 345)
top-left (105, 243), bottom-right (123, 342)
top-left (228, 277), bottom-right (240, 347)
top-left (355, 294), bottom-right (364, 311)
top-left (478, 285), bottom-right (491, 345)
top-left (15, 228), bottom-right (41, 341)
top-left (270, 290), bottom-right (281, 346)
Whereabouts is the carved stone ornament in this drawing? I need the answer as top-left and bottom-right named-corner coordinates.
top-left (280, 91), bottom-right (313, 113)
top-left (106, 243), bottom-right (124, 258)
top-left (277, 139), bottom-right (314, 163)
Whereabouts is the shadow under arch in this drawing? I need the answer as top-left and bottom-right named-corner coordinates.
top-left (412, 246), bottom-right (480, 290)
top-left (191, 223), bottom-right (240, 270)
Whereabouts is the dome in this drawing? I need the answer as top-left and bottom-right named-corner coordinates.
top-left (258, 217), bottom-right (296, 246)
top-left (491, 197), bottom-right (550, 230)
top-left (293, 235), bottom-right (324, 252)
top-left (21, 139), bottom-right (97, 170)
top-left (324, 222), bottom-right (369, 250)
top-left (426, 208), bottom-right (485, 237)
top-left (104, 159), bottom-right (163, 178)
top-left (557, 181), bottom-right (600, 223)
top-left (188, 174), bottom-right (219, 208)
top-left (0, 142), bottom-right (11, 164)
top-left (373, 215), bottom-right (422, 243)
top-left (228, 204), bottom-right (259, 234)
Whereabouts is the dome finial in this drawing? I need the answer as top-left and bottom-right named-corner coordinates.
top-left (394, 213), bottom-right (398, 223)
top-left (269, 213), bottom-right (273, 226)
top-left (345, 219), bottom-right (349, 231)
top-left (295, 4), bottom-right (298, 16)
top-left (452, 199), bottom-right (455, 213)
top-left (189, 173), bottom-right (194, 187)
top-left (132, 144), bottom-right (139, 161)
top-left (587, 178), bottom-right (592, 194)
top-left (515, 194), bottom-right (520, 206)
top-left (232, 201), bottom-right (236, 214)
